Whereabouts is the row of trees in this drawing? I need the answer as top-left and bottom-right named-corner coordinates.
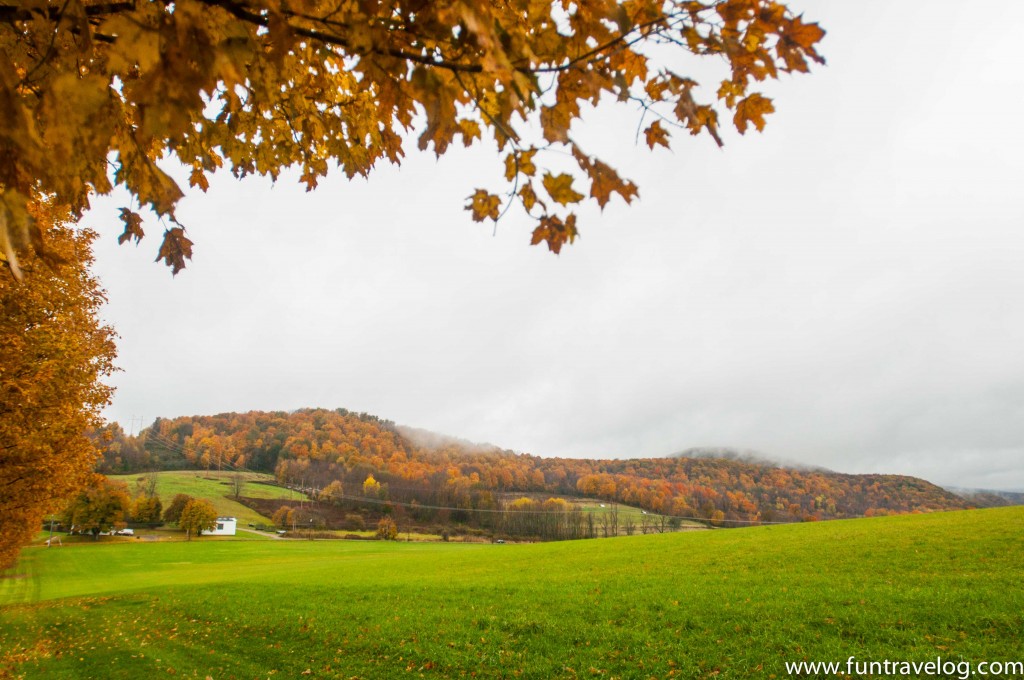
top-left (501, 498), bottom-right (597, 541)
top-left (268, 503), bottom-right (397, 541)
top-left (56, 477), bottom-right (218, 541)
top-left (499, 499), bottom-right (679, 540)
top-left (266, 487), bottom-right (685, 542)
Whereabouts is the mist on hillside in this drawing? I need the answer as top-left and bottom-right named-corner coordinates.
top-left (670, 447), bottom-right (834, 473)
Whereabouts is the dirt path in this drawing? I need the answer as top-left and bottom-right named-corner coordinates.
top-left (236, 527), bottom-right (283, 539)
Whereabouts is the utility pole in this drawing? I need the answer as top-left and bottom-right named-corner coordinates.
top-left (128, 415), bottom-right (144, 436)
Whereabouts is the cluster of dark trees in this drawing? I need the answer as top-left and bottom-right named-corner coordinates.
top-left (496, 498), bottom-right (677, 540)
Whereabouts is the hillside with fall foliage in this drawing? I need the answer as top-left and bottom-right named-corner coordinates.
top-left (94, 408), bottom-right (969, 525)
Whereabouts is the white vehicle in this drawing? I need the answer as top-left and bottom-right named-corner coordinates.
top-left (115, 528), bottom-right (134, 536)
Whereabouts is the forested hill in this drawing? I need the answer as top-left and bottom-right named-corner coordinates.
top-left (94, 408), bottom-right (969, 524)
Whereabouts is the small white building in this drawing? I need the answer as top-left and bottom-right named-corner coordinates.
top-left (207, 517), bottom-right (237, 536)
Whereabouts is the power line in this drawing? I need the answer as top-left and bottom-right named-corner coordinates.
top-left (128, 415), bottom-right (145, 436)
top-left (278, 485), bottom-right (793, 526)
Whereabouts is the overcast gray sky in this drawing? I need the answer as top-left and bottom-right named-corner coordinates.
top-left (87, 1), bottom-right (1024, 491)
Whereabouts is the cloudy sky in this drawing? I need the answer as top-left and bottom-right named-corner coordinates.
top-left (87, 1), bottom-right (1024, 491)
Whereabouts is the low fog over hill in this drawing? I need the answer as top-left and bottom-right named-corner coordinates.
top-left (670, 447), bottom-right (833, 473)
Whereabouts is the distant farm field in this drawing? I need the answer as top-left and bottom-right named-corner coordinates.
top-left (2, 507), bottom-right (1022, 678)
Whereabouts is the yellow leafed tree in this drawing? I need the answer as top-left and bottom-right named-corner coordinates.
top-left (0, 201), bottom-right (117, 568)
top-left (362, 473), bottom-right (381, 497)
top-left (179, 498), bottom-right (219, 539)
top-left (60, 476), bottom-right (132, 539)
top-left (0, 0), bottom-right (825, 273)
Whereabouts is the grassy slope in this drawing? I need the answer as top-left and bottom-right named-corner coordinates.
top-left (570, 499), bottom-right (705, 528)
top-left (2, 507), bottom-right (1021, 678)
top-left (109, 471), bottom-right (304, 525)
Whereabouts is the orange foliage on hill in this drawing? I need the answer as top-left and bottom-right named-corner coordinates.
top-left (99, 408), bottom-right (969, 525)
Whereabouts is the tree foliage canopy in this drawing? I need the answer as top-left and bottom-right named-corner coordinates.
top-left (162, 492), bottom-right (194, 524)
top-left (375, 515), bottom-right (397, 540)
top-left (179, 497), bottom-right (218, 538)
top-left (60, 476), bottom-right (131, 539)
top-left (0, 0), bottom-right (824, 274)
top-left (0, 205), bottom-right (116, 568)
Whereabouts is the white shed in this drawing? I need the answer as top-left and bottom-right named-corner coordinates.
top-left (208, 517), bottom-right (237, 536)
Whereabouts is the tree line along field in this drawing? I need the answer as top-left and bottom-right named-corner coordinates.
top-left (2, 507), bottom-right (1020, 678)
top-left (101, 470), bottom-right (699, 542)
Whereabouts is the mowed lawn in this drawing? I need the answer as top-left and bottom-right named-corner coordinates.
top-left (1, 507), bottom-right (1021, 678)
top-left (108, 471), bottom-right (304, 526)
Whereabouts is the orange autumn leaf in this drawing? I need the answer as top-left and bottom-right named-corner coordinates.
top-left (733, 93), bottom-right (775, 133)
top-left (519, 183), bottom-right (543, 213)
top-left (784, 15), bottom-right (826, 52)
top-left (530, 214), bottom-right (578, 254)
top-left (644, 121), bottom-right (671, 150)
top-left (542, 173), bottom-right (585, 206)
top-left (466, 189), bottom-right (502, 222)
top-left (117, 208), bottom-right (145, 245)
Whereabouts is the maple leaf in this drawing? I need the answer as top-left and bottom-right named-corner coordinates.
top-left (155, 227), bottom-right (194, 275)
top-left (644, 121), bottom-right (671, 150)
top-left (518, 150), bottom-right (538, 177)
top-left (518, 183), bottom-right (543, 213)
top-left (504, 153), bottom-right (517, 182)
top-left (466, 190), bottom-right (501, 222)
top-left (777, 15), bottom-right (827, 72)
top-left (611, 50), bottom-right (649, 85)
top-left (717, 79), bottom-right (746, 108)
top-left (542, 173), bottom-right (585, 206)
top-left (586, 161), bottom-right (639, 209)
top-left (189, 165), bottom-right (210, 192)
top-left (117, 208), bottom-right (145, 245)
top-left (784, 15), bottom-right (827, 52)
top-left (119, 155), bottom-right (185, 218)
top-left (458, 119), bottom-right (482, 146)
top-left (504, 149), bottom-right (538, 181)
top-left (540, 105), bottom-right (572, 144)
top-left (733, 93), bottom-right (775, 134)
top-left (530, 214), bottom-right (578, 255)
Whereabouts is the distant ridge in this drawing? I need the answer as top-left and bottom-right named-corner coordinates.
top-left (945, 487), bottom-right (1024, 508)
top-left (92, 407), bottom-right (972, 525)
top-left (670, 446), bottom-right (834, 473)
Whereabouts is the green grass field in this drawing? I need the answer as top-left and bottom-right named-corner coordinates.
top-left (2, 507), bottom-right (1021, 678)
top-left (109, 471), bottom-right (304, 526)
